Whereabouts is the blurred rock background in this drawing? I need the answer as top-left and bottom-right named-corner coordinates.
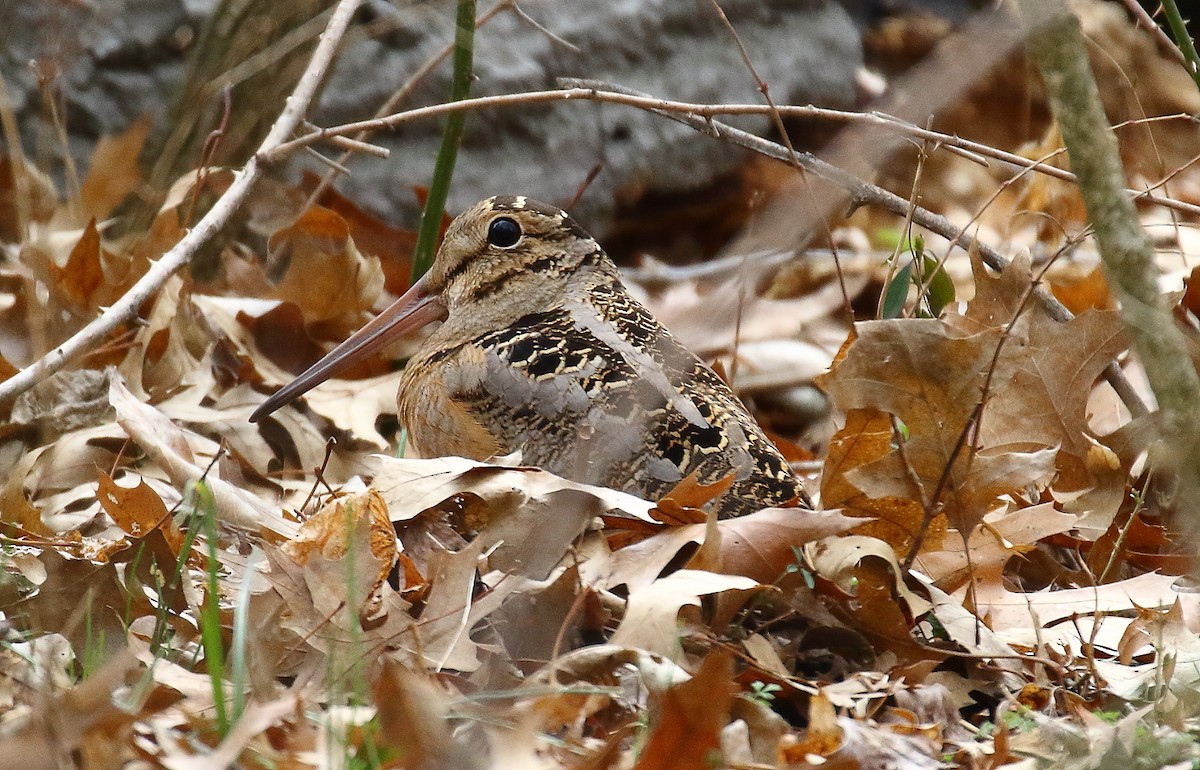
top-left (3, 0), bottom-right (982, 260)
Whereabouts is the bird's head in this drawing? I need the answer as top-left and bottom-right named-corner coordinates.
top-left (249, 196), bottom-right (607, 422)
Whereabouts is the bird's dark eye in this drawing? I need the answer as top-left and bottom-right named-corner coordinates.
top-left (487, 217), bottom-right (522, 248)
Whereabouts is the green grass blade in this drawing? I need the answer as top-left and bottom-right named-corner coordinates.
top-left (410, 0), bottom-right (478, 282)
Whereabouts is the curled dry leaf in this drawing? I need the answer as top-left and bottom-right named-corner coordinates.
top-left (913, 501), bottom-right (1076, 587)
top-left (0, 651), bottom-right (141, 770)
top-left (782, 692), bottom-right (947, 770)
top-left (372, 454), bottom-right (654, 581)
top-left (257, 510), bottom-right (413, 662)
top-left (266, 205), bottom-right (385, 330)
top-left (298, 170), bottom-right (417, 295)
top-left (109, 373), bottom-right (297, 538)
top-left (603, 505), bottom-right (860, 591)
top-left (805, 536), bottom-right (933, 663)
top-left (281, 488), bottom-right (396, 597)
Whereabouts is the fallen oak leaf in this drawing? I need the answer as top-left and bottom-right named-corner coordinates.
top-left (609, 570), bottom-right (759, 662)
top-left (820, 407), bottom-right (934, 551)
top-left (804, 535), bottom-right (934, 664)
top-left (266, 205), bottom-right (384, 330)
top-left (281, 488), bottom-right (396, 599)
top-left (50, 219), bottom-right (107, 311)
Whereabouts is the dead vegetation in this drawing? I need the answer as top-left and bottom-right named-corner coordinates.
top-left (3, 1), bottom-right (1200, 768)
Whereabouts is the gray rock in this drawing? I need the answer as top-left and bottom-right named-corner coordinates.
top-left (319, 0), bottom-right (863, 229)
top-left (5, 0), bottom-right (868, 229)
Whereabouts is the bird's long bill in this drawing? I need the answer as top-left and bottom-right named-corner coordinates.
top-left (249, 273), bottom-right (447, 422)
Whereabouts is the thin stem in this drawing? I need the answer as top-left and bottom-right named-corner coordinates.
top-left (1160, 0), bottom-right (1200, 92)
top-left (410, 0), bottom-right (476, 282)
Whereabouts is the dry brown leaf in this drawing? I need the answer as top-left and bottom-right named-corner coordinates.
top-left (109, 373), bottom-right (296, 538)
top-left (266, 205), bottom-right (384, 329)
top-left (820, 251), bottom-right (1127, 543)
top-left (0, 651), bottom-right (141, 770)
top-left (78, 115), bottom-right (151, 222)
top-left (417, 536), bottom-right (487, 672)
top-left (281, 488), bottom-right (396, 597)
top-left (783, 698), bottom-right (946, 769)
top-left (97, 471), bottom-right (181, 551)
top-left (609, 570), bottom-right (758, 661)
top-left (632, 651), bottom-right (736, 770)
top-left (914, 501), bottom-right (1076, 586)
top-left (970, 569), bottom-right (1182, 633)
top-left (821, 408), bottom-right (933, 550)
top-left (299, 171), bottom-right (417, 295)
top-left (374, 659), bottom-right (477, 770)
top-left (959, 253), bottom-right (1128, 467)
top-left (652, 468), bottom-right (735, 524)
top-left (805, 536), bottom-right (933, 663)
top-left (818, 320), bottom-right (1056, 539)
top-left (50, 219), bottom-right (107, 311)
top-left (259, 514), bottom-right (414, 661)
top-left (604, 506), bottom-right (859, 590)
top-left (158, 696), bottom-right (300, 770)
top-left (1049, 263), bottom-right (1114, 315)
top-left (372, 455), bottom-right (654, 578)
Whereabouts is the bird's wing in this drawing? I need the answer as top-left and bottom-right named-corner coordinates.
top-left (443, 281), bottom-right (800, 513)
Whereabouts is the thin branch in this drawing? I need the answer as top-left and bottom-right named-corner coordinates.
top-left (1117, 0), bottom-right (1188, 65)
top-left (510, 1), bottom-right (579, 53)
top-left (268, 86), bottom-right (1200, 220)
top-left (303, 0), bottom-right (513, 207)
top-left (0, 0), bottom-right (366, 408)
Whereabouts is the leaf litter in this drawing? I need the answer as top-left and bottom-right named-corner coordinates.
top-left (4, 13), bottom-right (1200, 769)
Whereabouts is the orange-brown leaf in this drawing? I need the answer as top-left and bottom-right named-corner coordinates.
top-left (633, 652), bottom-right (736, 770)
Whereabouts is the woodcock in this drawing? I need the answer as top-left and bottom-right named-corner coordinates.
top-left (251, 196), bottom-right (806, 517)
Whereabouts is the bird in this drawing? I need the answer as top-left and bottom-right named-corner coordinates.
top-left (251, 195), bottom-right (807, 518)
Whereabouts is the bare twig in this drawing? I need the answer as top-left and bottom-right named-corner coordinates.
top-left (270, 87), bottom-right (1200, 220)
top-left (511, 1), bottom-right (579, 53)
top-left (303, 121), bottom-right (390, 157)
top-left (1117, 0), bottom-right (1188, 64)
top-left (303, 0), bottom-right (513, 207)
top-left (0, 0), bottom-right (365, 408)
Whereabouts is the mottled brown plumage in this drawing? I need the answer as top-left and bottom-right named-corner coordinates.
top-left (253, 196), bottom-right (806, 517)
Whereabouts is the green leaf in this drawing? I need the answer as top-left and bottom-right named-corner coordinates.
top-left (921, 255), bottom-right (955, 316)
top-left (881, 260), bottom-right (914, 319)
